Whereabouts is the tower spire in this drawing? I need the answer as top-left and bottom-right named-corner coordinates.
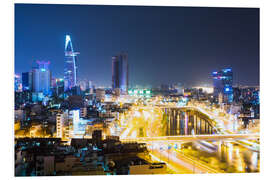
top-left (64, 35), bottom-right (79, 90)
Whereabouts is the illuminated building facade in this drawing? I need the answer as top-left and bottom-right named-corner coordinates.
top-left (22, 72), bottom-right (32, 91)
top-left (112, 52), bottom-right (128, 94)
top-left (55, 78), bottom-right (65, 97)
top-left (212, 68), bottom-right (233, 103)
top-left (80, 107), bottom-right (87, 118)
top-left (79, 80), bottom-right (88, 91)
top-left (56, 111), bottom-right (70, 140)
top-left (56, 113), bottom-right (64, 138)
top-left (64, 35), bottom-right (79, 91)
top-left (32, 61), bottom-right (51, 95)
top-left (68, 109), bottom-right (88, 138)
top-left (15, 90), bottom-right (32, 108)
top-left (14, 74), bottom-right (22, 92)
top-left (87, 81), bottom-right (94, 94)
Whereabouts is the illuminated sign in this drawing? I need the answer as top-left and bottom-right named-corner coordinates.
top-left (128, 89), bottom-right (152, 97)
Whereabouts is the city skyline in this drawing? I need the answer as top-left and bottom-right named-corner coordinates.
top-left (14, 4), bottom-right (260, 176)
top-left (15, 4), bottom-right (259, 87)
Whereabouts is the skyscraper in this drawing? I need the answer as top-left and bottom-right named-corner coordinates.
top-left (64, 35), bottom-right (79, 91)
top-left (22, 72), bottom-right (32, 91)
top-left (14, 74), bottom-right (22, 92)
top-left (32, 61), bottom-right (51, 95)
top-left (212, 68), bottom-right (233, 103)
top-left (56, 78), bottom-right (65, 97)
top-left (112, 52), bottom-right (128, 93)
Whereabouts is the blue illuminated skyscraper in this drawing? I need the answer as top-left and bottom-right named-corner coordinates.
top-left (22, 72), bottom-right (32, 91)
top-left (14, 74), bottom-right (21, 92)
top-left (212, 68), bottom-right (233, 103)
top-left (64, 35), bottom-right (79, 91)
top-left (32, 61), bottom-right (51, 95)
top-left (112, 52), bottom-right (128, 93)
top-left (56, 78), bottom-right (65, 97)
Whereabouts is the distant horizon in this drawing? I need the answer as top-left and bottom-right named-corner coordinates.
top-left (15, 62), bottom-right (259, 88)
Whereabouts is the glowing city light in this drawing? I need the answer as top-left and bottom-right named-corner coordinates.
top-left (14, 33), bottom-right (259, 175)
top-left (223, 68), bottom-right (232, 73)
top-left (134, 110), bottom-right (141, 117)
top-left (72, 110), bottom-right (80, 130)
top-left (142, 110), bottom-right (151, 119)
top-left (65, 35), bottom-right (71, 50)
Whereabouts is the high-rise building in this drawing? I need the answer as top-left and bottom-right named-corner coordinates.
top-left (55, 78), bottom-right (65, 97)
top-left (112, 52), bottom-right (128, 94)
top-left (32, 61), bottom-right (51, 95)
top-left (51, 77), bottom-right (57, 88)
top-left (56, 111), bottom-right (69, 140)
top-left (88, 80), bottom-right (92, 89)
top-left (70, 109), bottom-right (80, 137)
top-left (14, 74), bottom-right (22, 92)
top-left (79, 79), bottom-right (88, 91)
top-left (212, 68), bottom-right (233, 103)
top-left (80, 107), bottom-right (87, 118)
top-left (15, 90), bottom-right (32, 108)
top-left (56, 113), bottom-right (64, 138)
top-left (88, 80), bottom-right (94, 94)
top-left (64, 35), bottom-right (79, 91)
top-left (22, 72), bottom-right (32, 91)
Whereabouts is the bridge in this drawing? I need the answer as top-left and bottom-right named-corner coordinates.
top-left (131, 105), bottom-right (220, 138)
top-left (121, 103), bottom-right (260, 173)
top-left (131, 104), bottom-right (244, 137)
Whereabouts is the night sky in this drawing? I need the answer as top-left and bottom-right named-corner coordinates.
top-left (15, 4), bottom-right (259, 87)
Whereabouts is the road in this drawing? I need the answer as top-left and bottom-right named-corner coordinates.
top-left (121, 133), bottom-right (259, 142)
top-left (145, 142), bottom-right (222, 174)
top-left (115, 100), bottom-right (260, 173)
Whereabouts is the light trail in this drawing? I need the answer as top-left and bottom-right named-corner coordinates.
top-left (149, 144), bottom-right (221, 174)
top-left (121, 133), bottom-right (259, 142)
top-left (120, 127), bottom-right (132, 139)
top-left (148, 152), bottom-right (189, 174)
top-left (117, 100), bottom-right (260, 173)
